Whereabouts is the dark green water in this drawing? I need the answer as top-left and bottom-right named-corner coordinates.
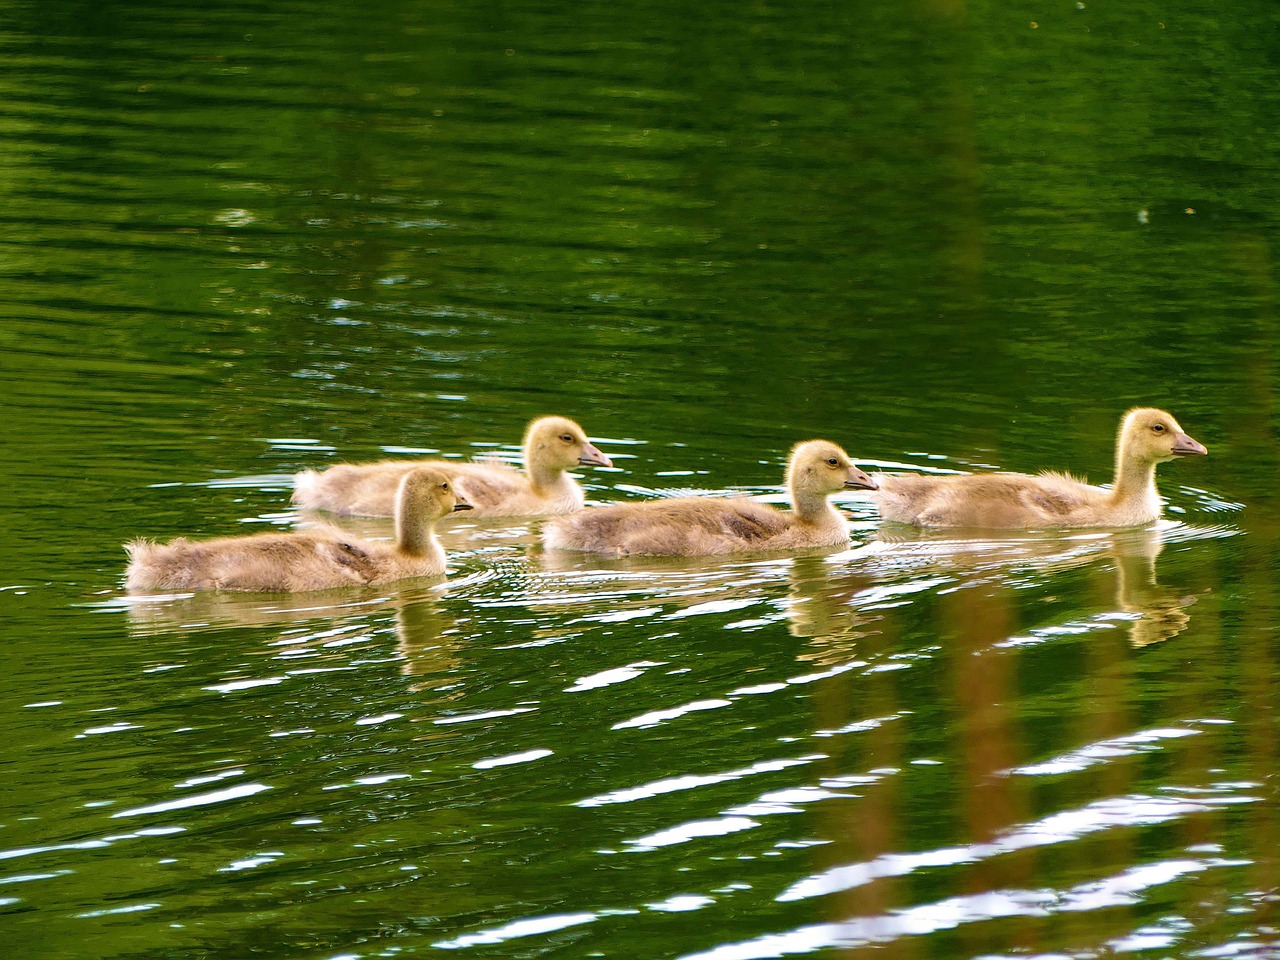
top-left (2, 0), bottom-right (1278, 957)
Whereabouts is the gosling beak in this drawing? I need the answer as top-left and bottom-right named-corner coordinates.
top-left (1171, 432), bottom-right (1208, 456)
top-left (452, 500), bottom-right (474, 512)
top-left (844, 466), bottom-right (879, 491)
top-left (579, 442), bottom-right (614, 469)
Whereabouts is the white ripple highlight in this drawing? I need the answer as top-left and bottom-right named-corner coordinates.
top-left (627, 816), bottom-right (759, 851)
top-left (433, 707), bottom-right (537, 725)
top-left (778, 791), bottom-right (1255, 903)
top-left (613, 699), bottom-right (732, 730)
top-left (220, 851), bottom-right (284, 872)
top-left (0, 826), bottom-right (183, 863)
top-left (577, 755), bottom-right (822, 808)
top-left (683, 859), bottom-right (1223, 960)
top-left (648, 894), bottom-right (716, 913)
top-left (111, 783), bottom-right (271, 818)
top-left (1010, 727), bottom-right (1200, 776)
top-left (566, 661), bottom-right (662, 693)
top-left (473, 749), bottom-right (553, 770)
top-left (205, 677), bottom-right (284, 694)
top-left (77, 902), bottom-right (161, 919)
top-left (76, 722), bottom-right (142, 738)
top-left (663, 597), bottom-right (759, 619)
top-left (434, 912), bottom-right (598, 949)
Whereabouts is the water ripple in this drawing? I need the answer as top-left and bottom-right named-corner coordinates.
top-left (577, 755), bottom-right (824, 809)
top-left (778, 789), bottom-right (1258, 903)
top-left (0, 826), bottom-right (185, 864)
top-left (435, 912), bottom-right (600, 950)
top-left (111, 783), bottom-right (272, 819)
top-left (1010, 725), bottom-right (1204, 777)
top-left (682, 858), bottom-right (1235, 960)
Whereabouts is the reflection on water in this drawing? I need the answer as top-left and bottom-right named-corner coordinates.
top-left (25, 464), bottom-right (1256, 960)
top-left (121, 583), bottom-right (428, 634)
top-left (785, 555), bottom-right (876, 665)
top-left (875, 522), bottom-right (1207, 648)
top-left (1111, 530), bottom-right (1198, 648)
top-left (83, 486), bottom-right (1248, 960)
top-left (13, 486), bottom-right (1272, 960)
top-left (123, 577), bottom-right (471, 697)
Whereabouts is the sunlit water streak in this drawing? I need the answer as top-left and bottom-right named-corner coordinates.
top-left (678, 857), bottom-right (1247, 960)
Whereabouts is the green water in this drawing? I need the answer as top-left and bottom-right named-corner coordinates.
top-left (2, 0), bottom-right (1278, 957)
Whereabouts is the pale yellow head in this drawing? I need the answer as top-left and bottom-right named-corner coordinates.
top-left (787, 440), bottom-right (878, 494)
top-left (1118, 408), bottom-right (1208, 464)
top-left (394, 467), bottom-right (469, 558)
top-left (397, 467), bottom-right (472, 522)
top-left (523, 416), bottom-right (613, 471)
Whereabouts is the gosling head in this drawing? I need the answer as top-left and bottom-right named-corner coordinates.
top-left (525, 416), bottom-right (613, 470)
top-left (1119, 408), bottom-right (1208, 464)
top-left (788, 440), bottom-right (878, 493)
top-left (399, 467), bottom-right (473, 521)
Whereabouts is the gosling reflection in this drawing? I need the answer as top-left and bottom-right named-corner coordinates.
top-left (124, 584), bottom-right (413, 635)
top-left (535, 542), bottom-right (867, 646)
top-left (393, 591), bottom-right (468, 693)
top-left (785, 555), bottom-right (879, 666)
top-left (125, 582), bottom-right (465, 689)
top-left (1110, 527), bottom-right (1195, 648)
top-left (535, 544), bottom-right (892, 670)
top-left (875, 524), bottom-right (1195, 647)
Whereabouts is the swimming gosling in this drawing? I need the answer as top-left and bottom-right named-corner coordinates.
top-left (874, 407), bottom-right (1207, 529)
top-left (542, 440), bottom-right (877, 557)
top-left (126, 467), bottom-right (471, 593)
top-left (292, 416), bottom-right (612, 517)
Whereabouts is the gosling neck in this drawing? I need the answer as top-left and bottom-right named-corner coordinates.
top-left (396, 508), bottom-right (440, 558)
top-left (1109, 446), bottom-right (1160, 510)
top-left (790, 482), bottom-right (841, 527)
top-left (526, 449), bottom-right (571, 495)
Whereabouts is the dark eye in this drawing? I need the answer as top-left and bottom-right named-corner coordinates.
top-left (441, 483), bottom-right (449, 491)
top-left (561, 434), bottom-right (573, 442)
top-left (827, 458), bottom-right (839, 466)
top-left (1152, 424), bottom-right (1166, 433)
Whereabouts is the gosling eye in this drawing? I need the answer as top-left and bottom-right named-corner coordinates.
top-left (827, 457), bottom-right (839, 466)
top-left (560, 434), bottom-right (573, 443)
top-left (441, 483), bottom-right (449, 491)
top-left (1151, 424), bottom-right (1166, 434)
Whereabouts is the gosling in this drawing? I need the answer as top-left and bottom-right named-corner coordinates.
top-left (542, 440), bottom-right (877, 557)
top-left (874, 407), bottom-right (1207, 529)
top-left (126, 467), bottom-right (471, 593)
top-left (292, 416), bottom-right (612, 517)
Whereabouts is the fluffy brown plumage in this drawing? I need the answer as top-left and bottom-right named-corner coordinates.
top-left (874, 407), bottom-right (1207, 529)
top-left (126, 467), bottom-right (471, 593)
top-left (542, 440), bottom-right (877, 557)
top-left (292, 416), bottom-right (612, 517)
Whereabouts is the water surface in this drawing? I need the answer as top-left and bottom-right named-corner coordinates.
top-left (2, 0), bottom-right (1278, 958)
